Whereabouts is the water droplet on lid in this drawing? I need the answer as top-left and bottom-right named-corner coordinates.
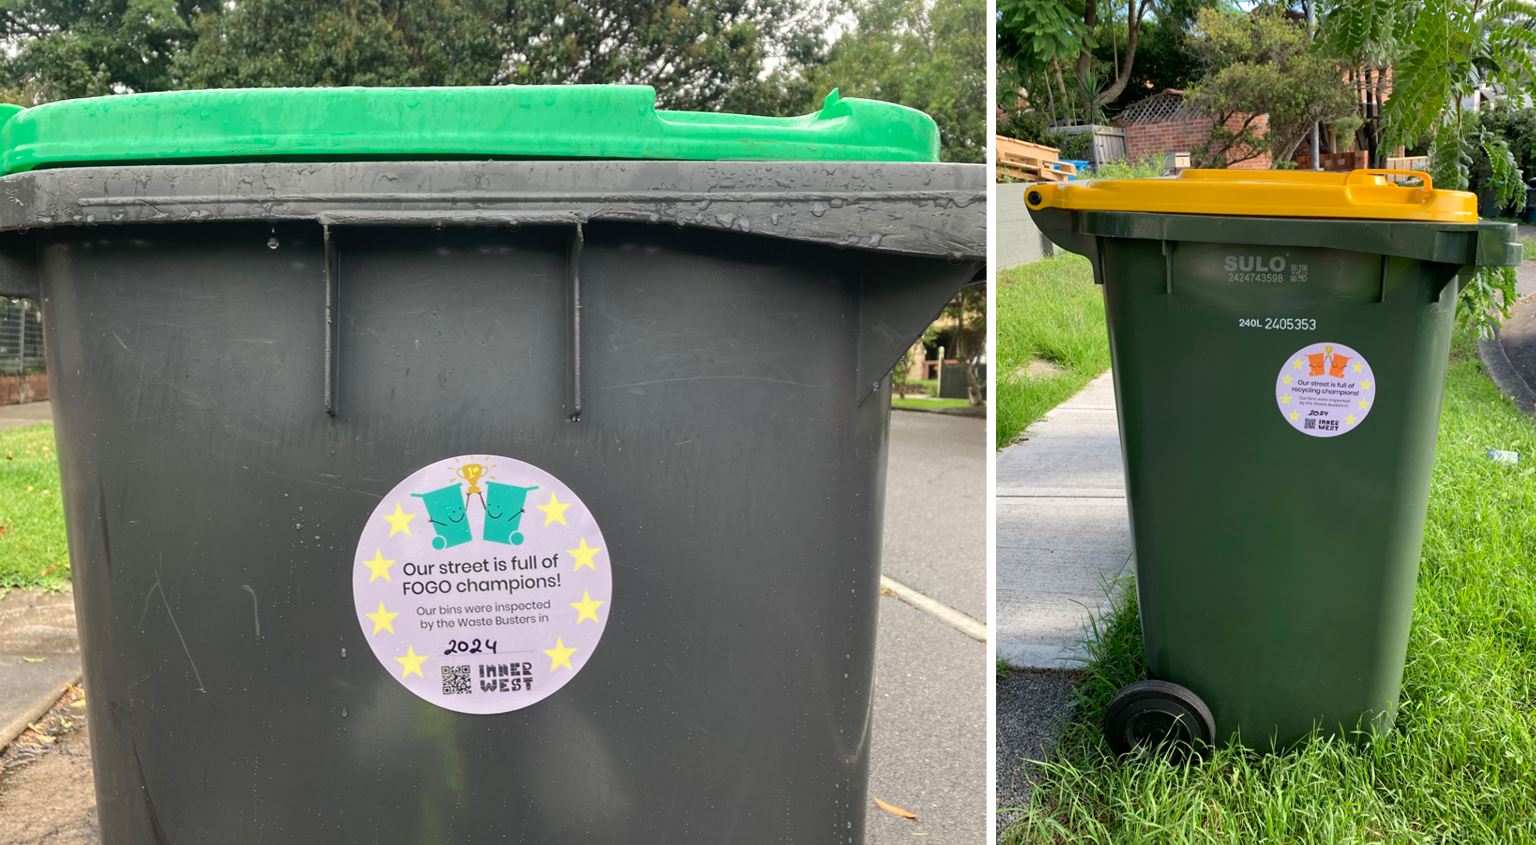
top-left (267, 237), bottom-right (279, 250)
top-left (340, 647), bottom-right (348, 658)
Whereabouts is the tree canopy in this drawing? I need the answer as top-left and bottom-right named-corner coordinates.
top-left (1184, 5), bottom-right (1355, 167)
top-left (0, 0), bottom-right (983, 160)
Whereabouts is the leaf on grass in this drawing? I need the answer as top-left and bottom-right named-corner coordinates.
top-left (70, 699), bottom-right (86, 709)
top-left (21, 656), bottom-right (46, 663)
top-left (872, 797), bottom-right (917, 821)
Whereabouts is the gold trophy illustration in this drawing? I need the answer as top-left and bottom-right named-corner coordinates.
top-left (458, 462), bottom-right (488, 509)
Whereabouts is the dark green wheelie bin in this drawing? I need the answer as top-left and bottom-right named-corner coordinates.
top-left (1027, 168), bottom-right (1522, 753)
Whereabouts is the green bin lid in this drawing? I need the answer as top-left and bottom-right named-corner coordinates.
top-left (0, 86), bottom-right (939, 175)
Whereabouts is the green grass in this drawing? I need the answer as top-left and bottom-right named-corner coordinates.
top-left (995, 254), bottom-right (1109, 447)
top-left (0, 423), bottom-right (69, 589)
top-left (892, 396), bottom-right (974, 411)
top-left (1002, 327), bottom-right (1536, 844)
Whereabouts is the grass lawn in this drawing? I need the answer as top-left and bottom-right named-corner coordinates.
top-left (1002, 326), bottom-right (1536, 844)
top-left (995, 254), bottom-right (1109, 448)
top-left (892, 396), bottom-right (974, 411)
top-left (0, 423), bottom-right (69, 590)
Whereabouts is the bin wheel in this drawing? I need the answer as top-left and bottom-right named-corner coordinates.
top-left (1103, 679), bottom-right (1215, 757)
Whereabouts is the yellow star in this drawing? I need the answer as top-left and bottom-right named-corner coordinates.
top-left (1358, 400), bottom-right (1369, 410)
top-left (362, 549), bottom-right (395, 583)
top-left (395, 646), bottom-right (427, 679)
top-left (1346, 415), bottom-right (1357, 425)
top-left (544, 638), bottom-right (577, 671)
top-left (567, 537), bottom-right (602, 571)
top-left (1280, 395), bottom-right (1291, 405)
top-left (1361, 379), bottom-right (1372, 391)
top-left (1289, 411), bottom-right (1300, 421)
top-left (1282, 374), bottom-right (1293, 385)
top-left (366, 601), bottom-right (399, 635)
top-left (571, 590), bottom-right (604, 624)
top-left (1352, 362), bottom-right (1363, 373)
top-left (538, 492), bottom-right (572, 526)
top-left (382, 503), bottom-right (415, 537)
top-left (1293, 359), bottom-right (1303, 370)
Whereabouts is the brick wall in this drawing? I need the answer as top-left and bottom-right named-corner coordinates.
top-left (1122, 112), bottom-right (1272, 169)
top-left (0, 374), bottom-right (49, 406)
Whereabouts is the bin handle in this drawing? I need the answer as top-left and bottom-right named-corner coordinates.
top-left (1345, 168), bottom-right (1433, 196)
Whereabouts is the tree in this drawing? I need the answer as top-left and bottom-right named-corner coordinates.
top-left (174, 0), bottom-right (504, 89)
top-left (0, 0), bottom-right (199, 101)
top-left (492, 0), bottom-right (831, 113)
top-left (1323, 0), bottom-right (1536, 335)
top-left (924, 284), bottom-right (986, 406)
top-left (997, 0), bottom-right (1159, 125)
top-left (1183, 5), bottom-right (1356, 167)
top-left (1, 1), bottom-right (835, 115)
top-left (806, 0), bottom-right (985, 162)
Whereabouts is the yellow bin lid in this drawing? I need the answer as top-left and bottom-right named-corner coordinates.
top-left (1024, 168), bottom-right (1477, 223)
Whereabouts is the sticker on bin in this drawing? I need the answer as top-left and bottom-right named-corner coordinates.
top-left (1275, 342), bottom-right (1375, 438)
top-left (352, 455), bottom-right (612, 714)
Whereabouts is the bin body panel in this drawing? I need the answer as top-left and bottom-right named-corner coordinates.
top-left (40, 219), bottom-right (969, 844)
top-left (1099, 235), bottom-right (1458, 747)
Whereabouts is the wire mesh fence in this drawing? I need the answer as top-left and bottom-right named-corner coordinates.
top-left (1, 298), bottom-right (45, 376)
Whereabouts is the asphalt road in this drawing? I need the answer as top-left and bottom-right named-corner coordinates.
top-left (866, 410), bottom-right (987, 843)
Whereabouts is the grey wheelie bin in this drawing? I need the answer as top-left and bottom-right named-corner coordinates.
top-left (0, 86), bottom-right (985, 844)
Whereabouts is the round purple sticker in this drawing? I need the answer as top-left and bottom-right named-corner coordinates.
top-left (352, 454), bottom-right (612, 713)
top-left (1275, 341), bottom-right (1376, 438)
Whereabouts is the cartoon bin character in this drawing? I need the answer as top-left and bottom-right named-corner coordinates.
top-left (1307, 346), bottom-right (1351, 378)
top-left (413, 483), bottom-right (472, 550)
top-left (483, 481), bottom-right (539, 546)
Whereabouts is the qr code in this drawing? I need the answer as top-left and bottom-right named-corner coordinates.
top-left (441, 664), bottom-right (472, 695)
top-left (1304, 418), bottom-right (1316, 430)
top-left (1290, 264), bottom-right (1309, 283)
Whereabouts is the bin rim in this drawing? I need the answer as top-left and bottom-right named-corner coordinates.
top-left (1027, 208), bottom-right (1522, 269)
top-left (1026, 168), bottom-right (1479, 223)
top-left (0, 86), bottom-right (940, 175)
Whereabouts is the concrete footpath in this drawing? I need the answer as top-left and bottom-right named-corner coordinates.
top-left (0, 405), bottom-right (987, 843)
top-left (0, 402), bottom-right (52, 432)
top-left (994, 373), bottom-right (1131, 824)
top-left (995, 373), bottom-right (1130, 669)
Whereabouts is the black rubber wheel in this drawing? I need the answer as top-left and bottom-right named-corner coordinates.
top-left (1103, 679), bottom-right (1216, 757)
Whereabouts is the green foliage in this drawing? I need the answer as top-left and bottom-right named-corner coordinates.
top-left (0, 1), bottom-right (849, 115)
top-left (997, 0), bottom-right (1163, 127)
top-left (1485, 108), bottom-right (1536, 178)
top-left (0, 0), bottom-right (197, 101)
top-left (174, 0), bottom-right (503, 90)
top-left (0, 1), bottom-right (983, 154)
top-left (1092, 15), bottom-right (1203, 114)
top-left (806, 0), bottom-right (985, 161)
top-left (994, 254), bottom-right (1109, 447)
top-left (1321, 0), bottom-right (1536, 336)
top-left (1183, 6), bottom-right (1356, 167)
top-left (997, 0), bottom-right (1085, 79)
top-left (1472, 107), bottom-right (1536, 216)
top-left (1088, 155), bottom-right (1163, 179)
top-left (1046, 129), bottom-right (1092, 160)
top-left (999, 108), bottom-right (1056, 146)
